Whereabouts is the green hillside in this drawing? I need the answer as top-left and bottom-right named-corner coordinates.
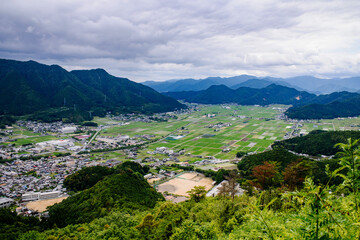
top-left (272, 130), bottom-right (360, 156)
top-left (0, 59), bottom-right (185, 122)
top-left (46, 170), bottom-right (164, 228)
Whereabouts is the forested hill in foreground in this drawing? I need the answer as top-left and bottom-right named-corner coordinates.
top-left (272, 130), bottom-right (360, 156)
top-left (6, 142), bottom-right (360, 239)
top-left (0, 59), bottom-right (185, 121)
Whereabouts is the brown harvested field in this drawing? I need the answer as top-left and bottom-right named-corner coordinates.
top-left (157, 172), bottom-right (213, 196)
top-left (228, 140), bottom-right (238, 145)
top-left (241, 138), bottom-right (249, 141)
top-left (26, 197), bottom-right (67, 212)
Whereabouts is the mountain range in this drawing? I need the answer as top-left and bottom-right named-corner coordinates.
top-left (164, 84), bottom-right (357, 106)
top-left (143, 75), bottom-right (360, 94)
top-left (2, 58), bottom-right (360, 121)
top-left (0, 59), bottom-right (184, 122)
top-left (164, 84), bottom-right (360, 119)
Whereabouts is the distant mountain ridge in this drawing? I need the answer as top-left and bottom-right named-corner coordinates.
top-left (164, 84), bottom-right (358, 106)
top-left (0, 59), bottom-right (185, 121)
top-left (143, 75), bottom-right (360, 94)
top-left (143, 75), bottom-right (256, 92)
top-left (164, 84), bottom-right (360, 119)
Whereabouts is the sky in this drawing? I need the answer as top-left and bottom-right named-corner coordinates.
top-left (1, 0), bottom-right (360, 82)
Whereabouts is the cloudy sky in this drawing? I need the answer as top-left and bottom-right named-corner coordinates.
top-left (1, 0), bottom-right (360, 82)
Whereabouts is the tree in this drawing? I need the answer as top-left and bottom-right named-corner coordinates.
top-left (236, 151), bottom-right (247, 158)
top-left (250, 161), bottom-right (281, 190)
top-left (187, 186), bottom-right (207, 202)
top-left (135, 213), bottom-right (159, 239)
top-left (117, 161), bottom-right (149, 175)
top-left (335, 138), bottom-right (360, 212)
top-left (217, 171), bottom-right (239, 200)
top-left (283, 160), bottom-right (312, 191)
top-left (63, 166), bottom-right (116, 192)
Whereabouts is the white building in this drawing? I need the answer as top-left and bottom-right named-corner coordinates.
top-left (36, 139), bottom-right (74, 149)
top-left (22, 191), bottom-right (62, 201)
top-left (61, 127), bottom-right (77, 134)
top-left (0, 197), bottom-right (14, 208)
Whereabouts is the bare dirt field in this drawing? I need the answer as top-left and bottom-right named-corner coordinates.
top-left (26, 197), bottom-right (67, 212)
top-left (157, 172), bottom-right (213, 196)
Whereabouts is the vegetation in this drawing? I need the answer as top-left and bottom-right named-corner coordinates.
top-left (0, 208), bottom-right (41, 240)
top-left (0, 59), bottom-right (185, 122)
top-left (81, 121), bottom-right (98, 127)
top-left (18, 188), bottom-right (360, 239)
top-left (0, 115), bottom-right (15, 128)
top-left (237, 148), bottom-right (304, 177)
top-left (63, 166), bottom-right (117, 192)
top-left (165, 83), bottom-right (360, 110)
top-left (165, 84), bottom-right (316, 105)
top-left (186, 186), bottom-right (207, 202)
top-left (272, 130), bottom-right (360, 156)
top-left (1, 139), bottom-right (359, 239)
top-left (46, 170), bottom-right (164, 228)
top-left (286, 95), bottom-right (360, 119)
top-left (64, 162), bottom-right (151, 192)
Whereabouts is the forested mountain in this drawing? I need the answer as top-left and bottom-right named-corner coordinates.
top-left (230, 78), bottom-right (272, 89)
top-left (284, 91), bottom-right (360, 119)
top-left (285, 95), bottom-right (360, 119)
top-left (165, 84), bottom-right (360, 119)
top-left (286, 96), bottom-right (360, 119)
top-left (164, 84), bottom-right (315, 106)
top-left (0, 59), bottom-right (184, 122)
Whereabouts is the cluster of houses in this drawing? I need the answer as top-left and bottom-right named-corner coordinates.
top-left (84, 134), bottom-right (155, 152)
top-left (206, 122), bottom-right (232, 131)
top-left (0, 155), bottom-right (123, 206)
top-left (16, 121), bottom-right (78, 134)
top-left (108, 110), bottom-right (188, 123)
top-left (192, 159), bottom-right (230, 166)
top-left (0, 138), bottom-right (80, 160)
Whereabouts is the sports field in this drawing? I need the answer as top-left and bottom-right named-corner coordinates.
top-left (157, 172), bottom-right (213, 196)
top-left (26, 197), bottom-right (67, 212)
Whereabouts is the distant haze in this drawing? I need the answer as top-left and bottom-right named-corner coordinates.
top-left (1, 0), bottom-right (360, 82)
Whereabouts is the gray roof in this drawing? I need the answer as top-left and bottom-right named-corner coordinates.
top-left (0, 197), bottom-right (14, 204)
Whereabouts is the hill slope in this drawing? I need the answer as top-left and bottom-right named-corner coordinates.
top-left (47, 170), bottom-right (164, 227)
top-left (272, 130), bottom-right (360, 156)
top-left (285, 95), bottom-right (360, 119)
top-left (0, 59), bottom-right (184, 120)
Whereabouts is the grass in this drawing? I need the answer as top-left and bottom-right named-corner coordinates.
top-left (11, 135), bottom-right (59, 146)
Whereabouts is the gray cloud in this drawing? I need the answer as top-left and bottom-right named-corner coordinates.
top-left (0, 0), bottom-right (360, 81)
